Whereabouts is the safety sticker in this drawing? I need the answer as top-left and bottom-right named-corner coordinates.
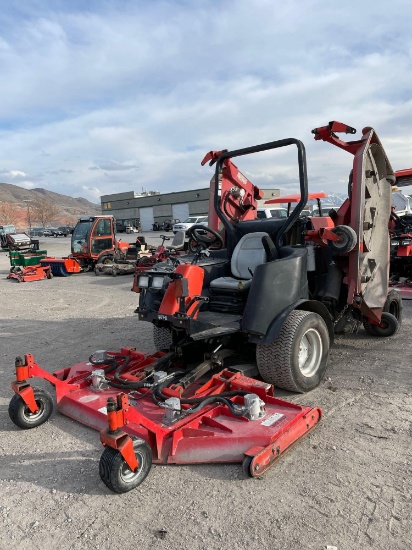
top-left (261, 412), bottom-right (284, 426)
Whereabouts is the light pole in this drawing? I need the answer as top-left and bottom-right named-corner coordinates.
top-left (23, 200), bottom-right (32, 233)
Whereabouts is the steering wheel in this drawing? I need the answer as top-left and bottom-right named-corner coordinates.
top-left (160, 234), bottom-right (171, 242)
top-left (187, 225), bottom-right (224, 253)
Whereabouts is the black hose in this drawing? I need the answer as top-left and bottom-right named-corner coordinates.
top-left (184, 395), bottom-right (247, 416)
top-left (179, 390), bottom-right (248, 404)
top-left (89, 354), bottom-right (118, 374)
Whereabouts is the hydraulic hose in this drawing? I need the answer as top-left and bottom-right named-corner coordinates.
top-left (184, 395), bottom-right (248, 416)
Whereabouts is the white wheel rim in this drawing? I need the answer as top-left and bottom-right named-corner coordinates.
top-left (120, 450), bottom-right (144, 482)
top-left (298, 328), bottom-right (322, 377)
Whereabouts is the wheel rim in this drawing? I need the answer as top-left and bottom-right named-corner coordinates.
top-left (298, 328), bottom-right (322, 377)
top-left (334, 230), bottom-right (347, 249)
top-left (23, 400), bottom-right (44, 423)
top-left (119, 450), bottom-right (145, 483)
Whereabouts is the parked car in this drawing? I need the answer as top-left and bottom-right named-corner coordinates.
top-left (311, 204), bottom-right (337, 217)
top-left (43, 229), bottom-right (54, 237)
top-left (162, 219), bottom-right (180, 231)
top-left (116, 222), bottom-right (127, 233)
top-left (256, 208), bottom-right (288, 219)
top-left (172, 216), bottom-right (208, 234)
top-left (29, 228), bottom-right (44, 237)
top-left (54, 226), bottom-right (70, 237)
top-left (126, 226), bottom-right (139, 234)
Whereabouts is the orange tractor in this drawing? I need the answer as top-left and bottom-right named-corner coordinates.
top-left (40, 215), bottom-right (132, 276)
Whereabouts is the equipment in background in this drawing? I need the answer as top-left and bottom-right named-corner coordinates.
top-left (131, 231), bottom-right (186, 290)
top-left (40, 215), bottom-right (129, 276)
top-left (1, 225), bottom-right (40, 252)
top-left (389, 209), bottom-right (412, 299)
top-left (6, 249), bottom-right (51, 283)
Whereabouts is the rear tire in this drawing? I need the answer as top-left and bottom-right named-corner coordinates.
top-left (383, 289), bottom-right (402, 328)
top-left (256, 310), bottom-right (330, 393)
top-left (153, 325), bottom-right (173, 351)
top-left (363, 290), bottom-right (402, 336)
top-left (363, 312), bottom-right (399, 337)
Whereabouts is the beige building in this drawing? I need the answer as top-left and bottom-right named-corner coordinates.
top-left (100, 187), bottom-right (280, 231)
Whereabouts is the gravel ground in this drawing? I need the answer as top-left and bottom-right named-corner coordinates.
top-left (0, 235), bottom-right (411, 550)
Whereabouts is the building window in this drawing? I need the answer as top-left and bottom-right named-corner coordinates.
top-left (103, 202), bottom-right (111, 210)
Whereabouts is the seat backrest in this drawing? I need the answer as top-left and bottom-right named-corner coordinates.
top-left (167, 230), bottom-right (185, 250)
top-left (231, 232), bottom-right (268, 279)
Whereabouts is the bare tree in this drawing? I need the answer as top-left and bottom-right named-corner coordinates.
top-left (0, 201), bottom-right (20, 225)
top-left (32, 197), bottom-right (60, 228)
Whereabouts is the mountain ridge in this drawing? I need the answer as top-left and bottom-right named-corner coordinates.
top-left (0, 181), bottom-right (101, 227)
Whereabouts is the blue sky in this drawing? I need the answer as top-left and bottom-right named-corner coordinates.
top-left (0, 0), bottom-right (411, 202)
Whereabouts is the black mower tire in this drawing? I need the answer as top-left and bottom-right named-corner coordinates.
top-left (99, 437), bottom-right (152, 493)
top-left (328, 225), bottom-right (357, 254)
top-left (99, 254), bottom-right (114, 266)
top-left (256, 310), bottom-right (330, 393)
top-left (242, 455), bottom-right (254, 478)
top-left (8, 388), bottom-right (53, 429)
top-left (382, 289), bottom-right (403, 328)
top-left (153, 325), bottom-right (173, 351)
top-left (363, 290), bottom-right (402, 336)
top-left (363, 312), bottom-right (400, 337)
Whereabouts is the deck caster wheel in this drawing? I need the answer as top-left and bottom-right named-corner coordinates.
top-left (99, 437), bottom-right (152, 493)
top-left (94, 267), bottom-right (100, 276)
top-left (328, 225), bottom-right (357, 254)
top-left (8, 388), bottom-right (53, 429)
top-left (46, 270), bottom-right (53, 279)
top-left (363, 312), bottom-right (399, 337)
top-left (242, 455), bottom-right (254, 478)
top-left (112, 269), bottom-right (117, 277)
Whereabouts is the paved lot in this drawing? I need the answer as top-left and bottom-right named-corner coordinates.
top-left (0, 236), bottom-right (411, 550)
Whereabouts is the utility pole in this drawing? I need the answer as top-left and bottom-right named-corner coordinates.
top-left (23, 200), bottom-right (32, 233)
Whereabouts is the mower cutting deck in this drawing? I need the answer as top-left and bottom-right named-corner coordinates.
top-left (9, 350), bottom-right (321, 493)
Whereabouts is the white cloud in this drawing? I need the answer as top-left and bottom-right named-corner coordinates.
top-left (8, 170), bottom-right (27, 179)
top-left (0, 0), bottom-right (410, 202)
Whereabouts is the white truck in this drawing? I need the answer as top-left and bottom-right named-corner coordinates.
top-left (391, 190), bottom-right (412, 217)
top-left (256, 207), bottom-right (288, 219)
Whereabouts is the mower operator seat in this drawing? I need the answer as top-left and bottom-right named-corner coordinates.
top-left (209, 232), bottom-right (269, 292)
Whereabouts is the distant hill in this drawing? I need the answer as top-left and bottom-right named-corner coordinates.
top-left (0, 182), bottom-right (101, 227)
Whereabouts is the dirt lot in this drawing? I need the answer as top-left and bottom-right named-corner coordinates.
top-left (0, 235), bottom-right (411, 550)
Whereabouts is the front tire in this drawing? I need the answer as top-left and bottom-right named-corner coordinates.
top-left (256, 310), bottom-right (330, 392)
top-left (99, 437), bottom-right (152, 493)
top-left (8, 388), bottom-right (53, 429)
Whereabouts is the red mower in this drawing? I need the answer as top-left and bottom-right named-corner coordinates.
top-left (8, 121), bottom-right (401, 493)
top-left (131, 231), bottom-right (186, 291)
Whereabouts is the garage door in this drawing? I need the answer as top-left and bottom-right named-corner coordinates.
top-left (172, 203), bottom-right (189, 223)
top-left (140, 207), bottom-right (154, 231)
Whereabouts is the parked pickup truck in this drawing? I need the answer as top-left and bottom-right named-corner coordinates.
top-left (172, 215), bottom-right (208, 235)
